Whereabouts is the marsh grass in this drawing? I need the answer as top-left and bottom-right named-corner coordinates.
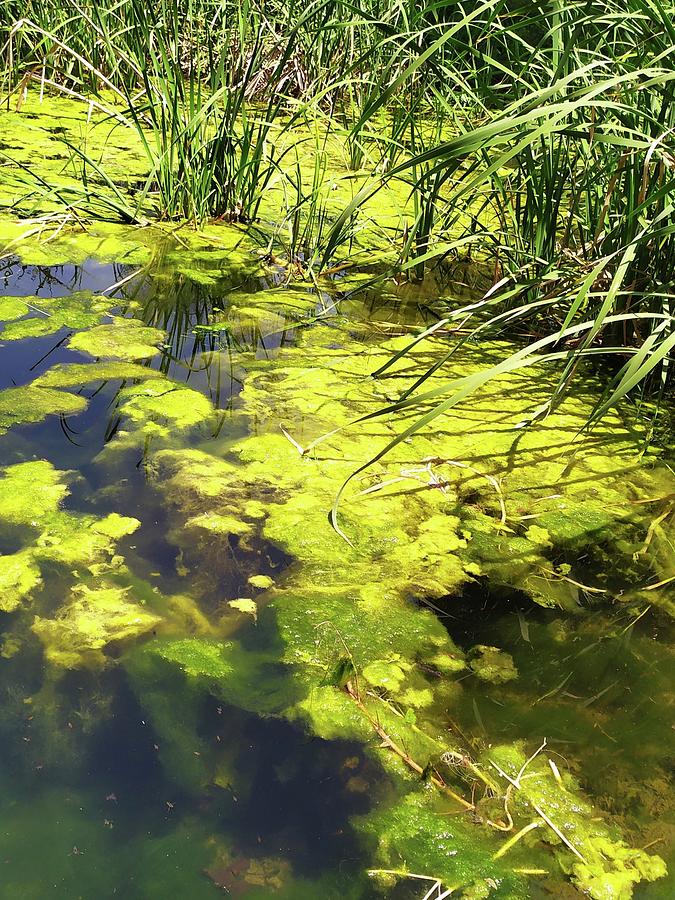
top-left (2, 1), bottom-right (340, 223)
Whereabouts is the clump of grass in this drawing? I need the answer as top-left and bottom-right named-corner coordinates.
top-left (2, 0), bottom-right (339, 223)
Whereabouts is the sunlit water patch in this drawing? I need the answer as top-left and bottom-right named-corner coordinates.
top-left (0, 248), bottom-right (673, 899)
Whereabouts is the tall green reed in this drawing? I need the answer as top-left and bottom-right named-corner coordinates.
top-left (1, 0), bottom-right (340, 223)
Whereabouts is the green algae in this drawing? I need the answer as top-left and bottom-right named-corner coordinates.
top-left (117, 382), bottom-right (215, 428)
top-left (67, 316), bottom-right (164, 360)
top-left (115, 320), bottom-right (673, 897)
top-left (89, 381), bottom-right (219, 462)
top-left (185, 512), bottom-right (253, 537)
top-left (0, 460), bottom-right (138, 565)
top-left (0, 461), bottom-right (155, 673)
top-left (132, 638), bottom-right (299, 717)
top-left (151, 638), bottom-right (236, 680)
top-left (0, 550), bottom-right (42, 612)
top-left (33, 582), bottom-right (162, 669)
top-left (0, 459), bottom-right (71, 526)
top-left (467, 645), bottom-right (519, 684)
top-left (14, 285), bottom-right (648, 897)
top-left (248, 574), bottom-right (275, 589)
top-left (0, 292), bottom-right (112, 340)
top-left (0, 297), bottom-right (29, 319)
top-left (0, 167), bottom-right (673, 899)
top-left (0, 218), bottom-right (153, 267)
top-left (0, 385), bottom-right (88, 435)
top-left (362, 659), bottom-right (408, 691)
top-left (270, 585), bottom-right (465, 697)
top-left (485, 744), bottom-right (667, 900)
top-left (357, 788), bottom-right (529, 898)
top-left (125, 637), bottom-right (300, 793)
top-left (35, 360), bottom-right (163, 388)
top-left (124, 644), bottom-right (216, 791)
top-left (230, 328), bottom-right (674, 613)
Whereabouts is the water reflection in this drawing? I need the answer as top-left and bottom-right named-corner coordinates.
top-left (0, 256), bottom-right (133, 298)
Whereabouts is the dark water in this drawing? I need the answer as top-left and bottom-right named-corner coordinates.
top-left (0, 254), bottom-right (673, 900)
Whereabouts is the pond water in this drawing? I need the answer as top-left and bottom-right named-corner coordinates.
top-left (0, 242), bottom-right (673, 900)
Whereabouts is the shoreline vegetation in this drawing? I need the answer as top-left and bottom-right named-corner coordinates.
top-left (1, 1), bottom-right (674, 448)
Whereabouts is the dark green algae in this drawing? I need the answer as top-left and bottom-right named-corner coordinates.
top-left (1, 134), bottom-right (674, 898)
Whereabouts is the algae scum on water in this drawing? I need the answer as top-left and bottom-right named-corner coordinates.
top-left (0, 228), bottom-right (672, 900)
top-left (0, 158), bottom-right (674, 898)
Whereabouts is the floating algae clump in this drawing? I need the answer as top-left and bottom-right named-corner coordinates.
top-left (467, 645), bottom-right (518, 684)
top-left (35, 360), bottom-right (164, 389)
top-left (151, 638), bottom-right (236, 679)
top-left (0, 550), bottom-right (42, 612)
top-left (32, 582), bottom-right (161, 669)
top-left (116, 382), bottom-right (215, 428)
top-left (271, 586), bottom-right (464, 686)
top-left (184, 511), bottom-right (253, 538)
top-left (92, 383), bottom-right (217, 462)
top-left (0, 459), bottom-right (70, 527)
top-left (362, 658), bottom-right (408, 692)
top-left (0, 460), bottom-right (149, 666)
top-left (485, 744), bottom-right (667, 900)
top-left (0, 385), bottom-right (87, 435)
top-left (356, 788), bottom-right (528, 898)
top-left (0, 297), bottom-right (29, 319)
top-left (68, 316), bottom-right (164, 359)
top-left (227, 329), bottom-right (674, 614)
top-left (0, 292), bottom-right (112, 340)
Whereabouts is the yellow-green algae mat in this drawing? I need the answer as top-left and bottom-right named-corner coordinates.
top-left (0, 255), bottom-right (673, 898)
top-left (0, 90), bottom-right (412, 275)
